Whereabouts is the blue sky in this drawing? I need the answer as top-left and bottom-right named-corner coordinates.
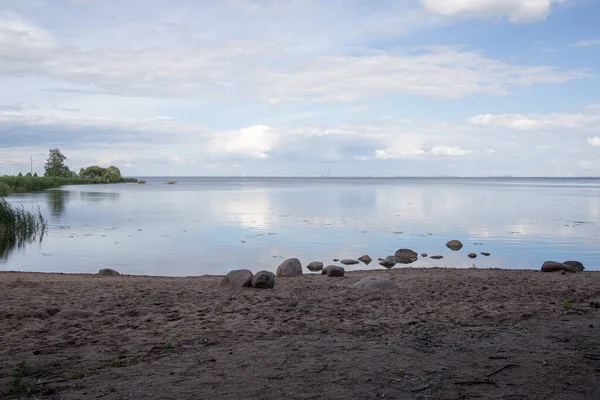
top-left (0, 0), bottom-right (599, 176)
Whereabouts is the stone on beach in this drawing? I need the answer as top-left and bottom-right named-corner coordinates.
top-left (379, 256), bottom-right (397, 268)
top-left (354, 276), bottom-right (399, 290)
top-left (394, 249), bottom-right (418, 264)
top-left (98, 268), bottom-right (120, 276)
top-left (327, 265), bottom-right (345, 277)
top-left (276, 258), bottom-right (303, 277)
top-left (306, 261), bottom-right (324, 272)
top-left (541, 261), bottom-right (577, 273)
top-left (563, 261), bottom-right (585, 271)
top-left (219, 269), bottom-right (253, 288)
top-left (252, 271), bottom-right (276, 289)
top-left (358, 255), bottom-right (372, 265)
top-left (341, 259), bottom-right (359, 265)
top-left (446, 240), bottom-right (464, 251)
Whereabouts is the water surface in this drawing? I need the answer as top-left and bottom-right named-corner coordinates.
top-left (3, 177), bottom-right (599, 275)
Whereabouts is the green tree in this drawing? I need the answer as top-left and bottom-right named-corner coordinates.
top-left (44, 149), bottom-right (71, 178)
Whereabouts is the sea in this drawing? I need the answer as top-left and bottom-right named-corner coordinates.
top-left (2, 177), bottom-right (599, 276)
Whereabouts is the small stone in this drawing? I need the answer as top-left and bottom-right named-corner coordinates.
top-left (468, 253), bottom-right (477, 259)
top-left (306, 261), bottom-right (324, 272)
top-left (276, 258), bottom-right (303, 277)
top-left (98, 268), bottom-right (120, 276)
top-left (563, 261), bottom-right (584, 272)
top-left (358, 255), bottom-right (372, 265)
top-left (354, 276), bottom-right (398, 290)
top-left (430, 255), bottom-right (444, 260)
top-left (541, 261), bottom-right (577, 273)
top-left (394, 249), bottom-right (418, 264)
top-left (379, 256), bottom-right (397, 268)
top-left (219, 269), bottom-right (253, 288)
top-left (446, 240), bottom-right (463, 251)
top-left (333, 259), bottom-right (340, 262)
top-left (589, 300), bottom-right (600, 309)
top-left (421, 253), bottom-right (428, 258)
top-left (341, 259), bottom-right (360, 265)
top-left (326, 265), bottom-right (345, 277)
top-left (481, 252), bottom-right (491, 256)
top-left (252, 271), bottom-right (275, 289)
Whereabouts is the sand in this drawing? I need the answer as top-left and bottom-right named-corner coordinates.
top-left (1, 268), bottom-right (600, 399)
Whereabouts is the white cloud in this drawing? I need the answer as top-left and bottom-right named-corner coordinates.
top-left (468, 111), bottom-right (600, 131)
top-left (206, 125), bottom-right (277, 160)
top-left (429, 145), bottom-right (470, 156)
top-left (587, 137), bottom-right (600, 147)
top-left (421, 0), bottom-right (564, 22)
top-left (572, 39), bottom-right (600, 47)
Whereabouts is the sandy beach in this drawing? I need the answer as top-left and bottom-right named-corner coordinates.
top-left (1, 268), bottom-right (600, 399)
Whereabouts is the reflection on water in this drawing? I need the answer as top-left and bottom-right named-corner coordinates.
top-left (3, 178), bottom-right (600, 275)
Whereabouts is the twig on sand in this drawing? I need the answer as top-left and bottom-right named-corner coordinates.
top-left (454, 380), bottom-right (497, 386)
top-left (280, 355), bottom-right (290, 365)
top-left (595, 361), bottom-right (600, 371)
top-left (486, 364), bottom-right (517, 378)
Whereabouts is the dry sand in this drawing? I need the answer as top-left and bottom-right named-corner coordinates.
top-left (1, 268), bottom-right (600, 399)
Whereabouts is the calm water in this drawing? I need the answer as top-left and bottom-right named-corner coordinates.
top-left (2, 177), bottom-right (599, 276)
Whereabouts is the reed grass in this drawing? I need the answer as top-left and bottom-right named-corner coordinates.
top-left (0, 198), bottom-right (47, 259)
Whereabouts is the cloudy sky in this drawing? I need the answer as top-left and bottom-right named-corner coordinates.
top-left (1, 0), bottom-right (599, 177)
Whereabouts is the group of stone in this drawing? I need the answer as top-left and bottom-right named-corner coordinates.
top-left (540, 260), bottom-right (585, 273)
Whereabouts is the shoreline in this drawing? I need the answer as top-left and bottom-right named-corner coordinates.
top-left (2, 268), bottom-right (600, 398)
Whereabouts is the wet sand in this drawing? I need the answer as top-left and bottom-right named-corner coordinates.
top-left (1, 268), bottom-right (600, 399)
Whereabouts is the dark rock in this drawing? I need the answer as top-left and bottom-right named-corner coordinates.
top-left (341, 259), bottom-right (359, 265)
top-left (327, 265), bottom-right (345, 277)
top-left (481, 252), bottom-right (491, 256)
top-left (252, 271), bottom-right (275, 289)
top-left (430, 255), bottom-right (444, 260)
top-left (541, 261), bottom-right (577, 273)
top-left (353, 276), bottom-right (398, 290)
top-left (394, 249), bottom-right (418, 264)
top-left (333, 259), bottom-right (340, 262)
top-left (446, 240), bottom-right (463, 251)
top-left (358, 255), bottom-right (372, 265)
top-left (219, 269), bottom-right (253, 288)
top-left (98, 268), bottom-right (120, 276)
top-left (379, 256), bottom-right (397, 268)
top-left (276, 258), bottom-right (303, 277)
top-left (421, 253), bottom-right (428, 258)
top-left (468, 253), bottom-right (477, 259)
top-left (563, 261), bottom-right (585, 272)
top-left (590, 300), bottom-right (600, 309)
top-left (377, 258), bottom-right (384, 261)
top-left (321, 266), bottom-right (329, 275)
top-left (306, 261), bottom-right (324, 272)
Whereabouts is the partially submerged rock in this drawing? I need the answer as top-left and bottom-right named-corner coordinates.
top-left (394, 249), bottom-right (418, 264)
top-left (306, 261), bottom-right (324, 272)
top-left (379, 256), bottom-right (397, 269)
top-left (341, 259), bottom-right (359, 265)
top-left (430, 255), bottom-right (444, 260)
top-left (421, 253), bottom-right (428, 258)
top-left (541, 261), bottom-right (577, 273)
top-left (219, 269), bottom-right (253, 288)
top-left (354, 276), bottom-right (398, 290)
top-left (481, 252), bottom-right (491, 256)
top-left (98, 268), bottom-right (120, 276)
top-left (327, 265), bottom-right (345, 277)
top-left (468, 253), bottom-right (477, 259)
top-left (563, 261), bottom-right (585, 272)
top-left (276, 258), bottom-right (303, 277)
top-left (358, 255), bottom-right (372, 265)
top-left (446, 240), bottom-right (463, 251)
top-left (252, 271), bottom-right (275, 289)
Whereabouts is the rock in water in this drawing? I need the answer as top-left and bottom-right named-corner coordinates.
top-left (468, 253), bottom-right (477, 259)
top-left (358, 255), bottom-right (372, 265)
top-left (446, 240), bottom-right (464, 251)
top-left (306, 261), bottom-right (324, 272)
top-left (276, 258), bottom-right (303, 277)
top-left (341, 259), bottom-right (359, 265)
top-left (563, 261), bottom-right (585, 271)
top-left (481, 252), bottom-right (491, 256)
top-left (541, 261), bottom-right (577, 273)
top-left (98, 268), bottom-right (120, 276)
top-left (354, 276), bottom-right (398, 290)
top-left (219, 269), bottom-right (253, 288)
top-left (394, 249), bottom-right (418, 264)
top-left (327, 266), bottom-right (345, 277)
top-left (252, 271), bottom-right (276, 289)
top-left (421, 253), bottom-right (428, 258)
top-left (379, 256), bottom-right (397, 268)
top-left (430, 255), bottom-right (444, 260)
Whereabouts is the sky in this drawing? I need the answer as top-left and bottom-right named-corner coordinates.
top-left (0, 0), bottom-right (599, 177)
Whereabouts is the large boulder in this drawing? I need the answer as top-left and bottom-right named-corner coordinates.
top-left (358, 255), bottom-right (372, 265)
top-left (321, 266), bottom-right (330, 275)
top-left (354, 276), bottom-right (398, 290)
top-left (252, 271), bottom-right (276, 289)
top-left (219, 269), bottom-right (253, 288)
top-left (541, 261), bottom-right (577, 273)
top-left (306, 261), bottom-right (324, 272)
top-left (446, 240), bottom-right (463, 251)
top-left (276, 258), bottom-right (303, 277)
top-left (379, 256), bottom-right (397, 269)
top-left (98, 268), bottom-right (120, 276)
top-left (327, 265), bottom-right (345, 277)
top-left (341, 259), bottom-right (359, 266)
top-left (563, 261), bottom-right (585, 272)
top-left (394, 249), bottom-right (418, 264)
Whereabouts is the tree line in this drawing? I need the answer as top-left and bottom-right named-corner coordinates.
top-left (44, 149), bottom-right (131, 183)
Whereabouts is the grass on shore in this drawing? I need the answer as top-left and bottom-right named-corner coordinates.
top-left (0, 175), bottom-right (137, 196)
top-left (0, 198), bottom-right (47, 259)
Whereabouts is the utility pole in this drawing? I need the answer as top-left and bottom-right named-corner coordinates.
top-left (31, 155), bottom-right (33, 175)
